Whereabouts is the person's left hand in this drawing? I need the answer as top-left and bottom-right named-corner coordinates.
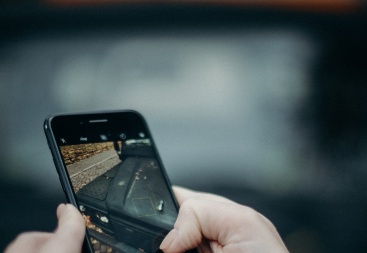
top-left (5, 204), bottom-right (85, 253)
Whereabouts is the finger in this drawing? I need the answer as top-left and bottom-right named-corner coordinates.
top-left (160, 198), bottom-right (243, 253)
top-left (162, 187), bottom-right (240, 253)
top-left (50, 204), bottom-right (85, 253)
top-left (4, 232), bottom-right (52, 253)
top-left (4, 204), bottom-right (86, 253)
top-left (172, 186), bottom-right (235, 205)
top-left (161, 196), bottom-right (288, 253)
top-left (55, 204), bottom-right (85, 242)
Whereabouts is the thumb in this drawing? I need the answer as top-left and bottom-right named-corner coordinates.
top-left (52, 204), bottom-right (86, 253)
top-left (160, 187), bottom-right (288, 253)
top-left (160, 187), bottom-right (241, 253)
top-left (160, 198), bottom-right (234, 253)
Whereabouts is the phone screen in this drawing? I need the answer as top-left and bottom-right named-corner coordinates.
top-left (45, 111), bottom-right (179, 253)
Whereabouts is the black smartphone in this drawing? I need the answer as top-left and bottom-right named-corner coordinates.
top-left (44, 110), bottom-right (188, 253)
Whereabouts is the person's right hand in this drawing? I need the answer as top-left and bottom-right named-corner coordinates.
top-left (160, 186), bottom-right (288, 253)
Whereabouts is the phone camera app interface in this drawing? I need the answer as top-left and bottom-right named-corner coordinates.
top-left (59, 132), bottom-right (176, 253)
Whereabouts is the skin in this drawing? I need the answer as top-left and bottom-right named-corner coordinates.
top-left (160, 186), bottom-right (289, 253)
top-left (4, 204), bottom-right (85, 253)
top-left (5, 187), bottom-right (288, 253)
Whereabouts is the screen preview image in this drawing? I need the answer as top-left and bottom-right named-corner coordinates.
top-left (59, 138), bottom-right (177, 253)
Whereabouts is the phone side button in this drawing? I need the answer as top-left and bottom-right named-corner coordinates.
top-left (59, 176), bottom-right (67, 193)
top-left (52, 158), bottom-right (59, 174)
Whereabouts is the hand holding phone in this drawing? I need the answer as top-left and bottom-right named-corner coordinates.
top-left (4, 204), bottom-right (85, 253)
top-left (44, 110), bottom-right (186, 253)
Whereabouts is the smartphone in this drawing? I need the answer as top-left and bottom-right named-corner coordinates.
top-left (44, 110), bottom-right (189, 253)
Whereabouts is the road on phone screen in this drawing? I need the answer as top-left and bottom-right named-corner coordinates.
top-left (67, 149), bottom-right (121, 193)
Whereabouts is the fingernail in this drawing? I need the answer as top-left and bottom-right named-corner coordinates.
top-left (160, 229), bottom-right (176, 251)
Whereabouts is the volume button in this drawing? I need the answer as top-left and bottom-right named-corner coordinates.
top-left (52, 157), bottom-right (58, 167)
top-left (46, 138), bottom-right (51, 150)
top-left (59, 176), bottom-right (67, 193)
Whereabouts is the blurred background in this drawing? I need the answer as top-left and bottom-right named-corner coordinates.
top-left (1, 1), bottom-right (367, 252)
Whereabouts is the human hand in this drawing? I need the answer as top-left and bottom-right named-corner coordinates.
top-left (160, 186), bottom-right (289, 253)
top-left (5, 204), bottom-right (85, 253)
